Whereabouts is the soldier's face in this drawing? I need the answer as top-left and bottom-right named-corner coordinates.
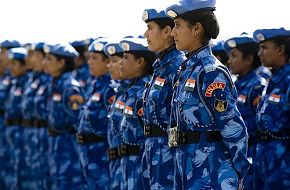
top-left (258, 41), bottom-right (282, 68)
top-left (120, 52), bottom-right (139, 79)
top-left (228, 48), bottom-right (251, 76)
top-left (108, 55), bottom-right (123, 80)
top-left (144, 21), bottom-right (167, 52)
top-left (87, 52), bottom-right (108, 77)
top-left (10, 60), bottom-right (26, 77)
top-left (46, 54), bottom-right (64, 77)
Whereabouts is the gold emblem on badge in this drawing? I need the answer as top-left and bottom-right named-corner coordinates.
top-left (214, 99), bottom-right (228, 112)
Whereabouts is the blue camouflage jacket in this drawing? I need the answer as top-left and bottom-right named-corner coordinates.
top-left (72, 63), bottom-right (92, 100)
top-left (172, 46), bottom-right (249, 179)
top-left (0, 72), bottom-right (13, 111)
top-left (78, 74), bottom-right (115, 136)
top-left (121, 76), bottom-right (151, 145)
top-left (143, 46), bottom-right (185, 130)
top-left (47, 72), bottom-right (84, 132)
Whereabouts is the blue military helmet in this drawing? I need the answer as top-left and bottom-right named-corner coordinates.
top-left (88, 38), bottom-right (108, 53)
top-left (7, 47), bottom-right (28, 60)
top-left (0, 40), bottom-right (21, 49)
top-left (166, 0), bottom-right (216, 19)
top-left (104, 41), bottom-right (123, 57)
top-left (44, 43), bottom-right (79, 57)
top-left (31, 42), bottom-right (46, 52)
top-left (142, 9), bottom-right (168, 23)
top-left (253, 27), bottom-right (290, 43)
top-left (119, 37), bottom-right (149, 52)
top-left (224, 33), bottom-right (257, 52)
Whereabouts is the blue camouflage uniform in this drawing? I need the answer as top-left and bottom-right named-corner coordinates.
top-left (224, 35), bottom-right (267, 189)
top-left (141, 9), bottom-right (186, 189)
top-left (45, 44), bottom-right (86, 190)
top-left (0, 40), bottom-right (20, 188)
top-left (253, 28), bottom-right (290, 190)
top-left (76, 38), bottom-right (115, 189)
top-left (118, 37), bottom-right (155, 190)
top-left (4, 48), bottom-right (30, 190)
top-left (33, 73), bottom-right (52, 189)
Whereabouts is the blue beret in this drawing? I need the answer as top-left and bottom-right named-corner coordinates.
top-left (0, 40), bottom-right (21, 49)
top-left (88, 38), bottom-right (108, 53)
top-left (119, 37), bottom-right (149, 52)
top-left (31, 42), bottom-right (45, 52)
top-left (211, 40), bottom-right (225, 52)
top-left (8, 47), bottom-right (28, 60)
top-left (44, 43), bottom-right (79, 58)
top-left (224, 33), bottom-right (257, 52)
top-left (104, 41), bottom-right (123, 57)
top-left (253, 28), bottom-right (290, 43)
top-left (166, 0), bottom-right (216, 19)
top-left (71, 40), bottom-right (86, 48)
top-left (142, 9), bottom-right (169, 23)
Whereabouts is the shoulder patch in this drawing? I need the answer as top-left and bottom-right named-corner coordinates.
top-left (69, 94), bottom-right (84, 110)
top-left (214, 99), bottom-right (228, 112)
top-left (205, 82), bottom-right (226, 97)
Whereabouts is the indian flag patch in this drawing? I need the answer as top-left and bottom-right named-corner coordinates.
top-left (53, 93), bottom-right (62, 101)
top-left (237, 94), bottom-right (246, 103)
top-left (124, 106), bottom-right (133, 117)
top-left (91, 93), bottom-right (101, 102)
top-left (153, 77), bottom-right (165, 90)
top-left (115, 100), bottom-right (125, 112)
top-left (268, 94), bottom-right (281, 103)
top-left (184, 79), bottom-right (196, 91)
top-left (14, 88), bottom-right (22, 96)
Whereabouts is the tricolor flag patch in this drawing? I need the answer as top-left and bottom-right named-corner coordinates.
top-left (124, 106), bottom-right (133, 117)
top-left (14, 88), bottom-right (22, 96)
top-left (268, 94), bottom-right (281, 103)
top-left (184, 79), bottom-right (196, 91)
top-left (53, 93), bottom-right (62, 101)
top-left (237, 94), bottom-right (246, 103)
top-left (154, 77), bottom-right (165, 90)
top-left (91, 93), bottom-right (101, 102)
top-left (115, 100), bottom-right (125, 112)
top-left (2, 79), bottom-right (10, 86)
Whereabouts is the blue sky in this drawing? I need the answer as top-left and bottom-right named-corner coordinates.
top-left (0, 0), bottom-right (289, 44)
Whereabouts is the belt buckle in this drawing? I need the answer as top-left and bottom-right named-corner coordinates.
top-left (144, 125), bottom-right (151, 136)
top-left (168, 126), bottom-right (178, 147)
top-left (119, 145), bottom-right (127, 156)
top-left (76, 134), bottom-right (85, 144)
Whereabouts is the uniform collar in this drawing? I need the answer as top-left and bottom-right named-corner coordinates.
top-left (271, 63), bottom-right (290, 83)
top-left (235, 70), bottom-right (257, 88)
top-left (95, 73), bottom-right (110, 87)
top-left (184, 45), bottom-right (211, 67)
top-left (153, 45), bottom-right (177, 69)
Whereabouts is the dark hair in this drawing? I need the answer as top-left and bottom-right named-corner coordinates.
top-left (151, 18), bottom-right (175, 29)
top-left (131, 51), bottom-right (156, 75)
top-left (286, 38), bottom-right (290, 57)
top-left (73, 46), bottom-right (86, 59)
top-left (15, 58), bottom-right (26, 65)
top-left (237, 42), bottom-right (261, 69)
top-left (180, 10), bottom-right (219, 44)
top-left (55, 55), bottom-right (75, 73)
top-left (212, 50), bottom-right (228, 65)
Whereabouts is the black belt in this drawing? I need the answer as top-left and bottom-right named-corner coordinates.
top-left (48, 127), bottom-right (76, 137)
top-left (22, 119), bottom-right (34, 128)
top-left (76, 133), bottom-right (106, 144)
top-left (107, 148), bottom-right (119, 160)
top-left (34, 119), bottom-right (48, 128)
top-left (256, 130), bottom-right (290, 143)
top-left (5, 118), bottom-right (22, 126)
top-left (144, 124), bottom-right (167, 137)
top-left (118, 144), bottom-right (141, 157)
top-left (0, 109), bottom-right (4, 116)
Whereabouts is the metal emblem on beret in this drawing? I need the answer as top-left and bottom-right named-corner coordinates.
top-left (121, 42), bottom-right (130, 51)
top-left (256, 33), bottom-right (265, 42)
top-left (43, 45), bottom-right (50, 53)
top-left (30, 44), bottom-right (36, 51)
top-left (167, 10), bottom-right (177, 18)
top-left (107, 45), bottom-right (116, 55)
top-left (227, 39), bottom-right (236, 48)
top-left (142, 10), bottom-right (149, 21)
top-left (94, 43), bottom-right (104, 51)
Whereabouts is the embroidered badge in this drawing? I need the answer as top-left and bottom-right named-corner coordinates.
top-left (14, 88), bottom-right (22, 96)
top-left (124, 106), bottom-right (133, 117)
top-left (184, 79), bottom-right (196, 91)
top-left (268, 94), bottom-right (280, 103)
top-left (205, 82), bottom-right (226, 97)
top-left (53, 93), bottom-right (62, 101)
top-left (237, 94), bottom-right (246, 103)
top-left (115, 100), bottom-right (125, 111)
top-left (153, 77), bottom-right (165, 90)
top-left (214, 99), bottom-right (228, 112)
top-left (91, 93), bottom-right (101, 102)
top-left (69, 94), bottom-right (84, 110)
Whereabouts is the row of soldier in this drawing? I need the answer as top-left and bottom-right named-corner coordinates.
top-left (0, 1), bottom-right (290, 190)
